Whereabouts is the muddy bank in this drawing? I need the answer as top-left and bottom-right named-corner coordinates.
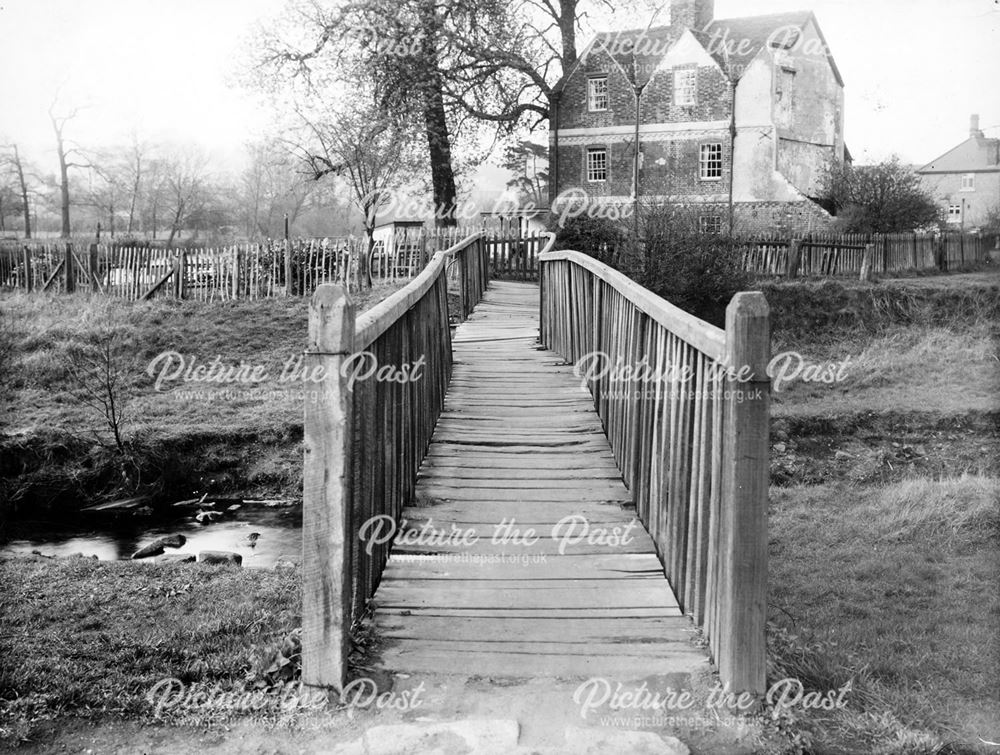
top-left (771, 410), bottom-right (999, 486)
top-left (0, 425), bottom-right (303, 524)
top-left (761, 273), bottom-right (1000, 336)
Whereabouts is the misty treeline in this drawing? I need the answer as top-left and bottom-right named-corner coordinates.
top-left (0, 131), bottom-right (368, 243)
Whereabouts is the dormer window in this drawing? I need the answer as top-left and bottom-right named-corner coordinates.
top-left (961, 174), bottom-right (975, 191)
top-left (674, 69), bottom-right (697, 106)
top-left (588, 76), bottom-right (608, 112)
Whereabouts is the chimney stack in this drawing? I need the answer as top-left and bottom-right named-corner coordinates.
top-left (670, 0), bottom-right (715, 31)
top-left (970, 114), bottom-right (984, 138)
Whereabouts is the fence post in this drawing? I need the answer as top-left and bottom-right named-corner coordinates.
top-left (302, 283), bottom-right (354, 692)
top-left (21, 246), bottom-right (32, 291)
top-left (785, 239), bottom-right (801, 279)
top-left (232, 246), bottom-right (241, 299)
top-left (284, 214), bottom-right (293, 296)
top-left (89, 243), bottom-right (100, 292)
top-left (64, 243), bottom-right (75, 293)
top-left (173, 250), bottom-right (187, 299)
top-left (717, 291), bottom-right (770, 700)
top-left (859, 244), bottom-right (875, 282)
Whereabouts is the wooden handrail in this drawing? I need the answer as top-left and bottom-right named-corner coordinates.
top-left (541, 249), bottom-right (725, 360)
top-left (539, 249), bottom-right (770, 699)
top-left (302, 232), bottom-right (487, 691)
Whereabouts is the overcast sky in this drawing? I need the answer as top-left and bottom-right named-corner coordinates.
top-left (0, 0), bottom-right (998, 176)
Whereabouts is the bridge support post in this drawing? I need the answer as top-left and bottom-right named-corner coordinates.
top-left (718, 291), bottom-right (770, 701)
top-left (302, 283), bottom-right (355, 692)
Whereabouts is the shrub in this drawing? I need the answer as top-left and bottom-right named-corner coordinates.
top-left (625, 203), bottom-right (752, 327)
top-left (549, 213), bottom-right (625, 267)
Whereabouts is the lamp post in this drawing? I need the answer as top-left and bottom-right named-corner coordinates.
top-left (632, 82), bottom-right (646, 241)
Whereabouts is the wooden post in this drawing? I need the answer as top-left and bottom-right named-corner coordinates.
top-left (717, 291), bottom-right (769, 700)
top-left (232, 246), bottom-right (241, 299)
top-left (859, 243), bottom-right (874, 282)
top-left (64, 243), bottom-right (75, 293)
top-left (89, 243), bottom-right (100, 292)
top-left (284, 214), bottom-right (293, 296)
top-left (21, 246), bottom-right (32, 291)
top-left (173, 250), bottom-right (187, 299)
top-left (302, 283), bottom-right (354, 692)
top-left (785, 239), bottom-right (801, 279)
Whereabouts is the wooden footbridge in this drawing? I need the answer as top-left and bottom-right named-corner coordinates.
top-left (302, 233), bottom-right (770, 696)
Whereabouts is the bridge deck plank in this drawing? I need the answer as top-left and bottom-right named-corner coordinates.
top-left (370, 280), bottom-right (710, 680)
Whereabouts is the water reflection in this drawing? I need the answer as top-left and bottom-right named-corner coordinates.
top-left (2, 506), bottom-right (302, 569)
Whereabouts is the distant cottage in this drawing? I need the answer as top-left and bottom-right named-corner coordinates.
top-left (917, 115), bottom-right (1000, 231)
top-left (549, 0), bottom-right (847, 234)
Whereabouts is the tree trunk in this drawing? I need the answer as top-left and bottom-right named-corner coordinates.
top-left (13, 145), bottom-right (31, 238)
top-left (127, 156), bottom-right (141, 234)
top-left (50, 118), bottom-right (72, 238)
top-left (419, 0), bottom-right (458, 227)
top-left (558, 0), bottom-right (577, 73)
top-left (166, 204), bottom-right (183, 249)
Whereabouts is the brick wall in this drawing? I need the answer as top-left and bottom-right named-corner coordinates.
top-left (557, 58), bottom-right (732, 130)
top-left (733, 201), bottom-right (834, 235)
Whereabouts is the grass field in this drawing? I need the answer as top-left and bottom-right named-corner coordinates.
top-left (767, 476), bottom-right (999, 753)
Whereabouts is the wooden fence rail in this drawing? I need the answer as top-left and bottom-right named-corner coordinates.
top-left (740, 231), bottom-right (990, 278)
top-left (539, 249), bottom-right (770, 698)
top-left (0, 230), bottom-right (525, 299)
top-left (302, 232), bottom-right (488, 690)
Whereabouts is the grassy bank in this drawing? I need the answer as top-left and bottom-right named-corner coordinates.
top-left (0, 283), bottom-right (405, 516)
top-left (767, 475), bottom-right (1000, 754)
top-left (0, 557), bottom-right (301, 742)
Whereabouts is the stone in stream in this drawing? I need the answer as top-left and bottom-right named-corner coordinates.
top-left (131, 534), bottom-right (187, 559)
top-left (132, 542), bottom-right (165, 560)
top-left (198, 551), bottom-right (243, 566)
top-left (158, 534), bottom-right (186, 548)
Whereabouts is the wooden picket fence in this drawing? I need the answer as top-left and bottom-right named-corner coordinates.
top-left (0, 227), bottom-right (530, 300)
top-left (740, 231), bottom-right (991, 278)
top-left (484, 232), bottom-right (548, 280)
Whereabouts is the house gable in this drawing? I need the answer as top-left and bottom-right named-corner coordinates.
top-left (918, 137), bottom-right (1000, 174)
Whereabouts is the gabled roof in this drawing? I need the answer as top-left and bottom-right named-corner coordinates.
top-left (917, 135), bottom-right (1000, 173)
top-left (562, 9), bottom-right (844, 91)
top-left (701, 11), bottom-right (844, 85)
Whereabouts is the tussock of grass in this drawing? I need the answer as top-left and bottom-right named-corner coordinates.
top-left (768, 477), bottom-right (1000, 752)
top-left (870, 475), bottom-right (999, 544)
top-left (771, 322), bottom-right (1000, 415)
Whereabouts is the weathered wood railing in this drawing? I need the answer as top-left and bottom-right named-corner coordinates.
top-left (448, 234), bottom-right (490, 320)
top-left (539, 249), bottom-right (770, 698)
top-left (302, 232), bottom-right (487, 690)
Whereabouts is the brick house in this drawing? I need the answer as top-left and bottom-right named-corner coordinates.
top-left (549, 0), bottom-right (847, 234)
top-left (917, 115), bottom-right (1000, 231)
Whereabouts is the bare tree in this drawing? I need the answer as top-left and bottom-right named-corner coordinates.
top-left (0, 143), bottom-right (36, 237)
top-left (160, 147), bottom-right (210, 248)
top-left (124, 134), bottom-right (150, 235)
top-left (241, 139), bottom-right (313, 238)
top-left (48, 99), bottom-right (92, 237)
top-left (293, 98), bottom-right (421, 287)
